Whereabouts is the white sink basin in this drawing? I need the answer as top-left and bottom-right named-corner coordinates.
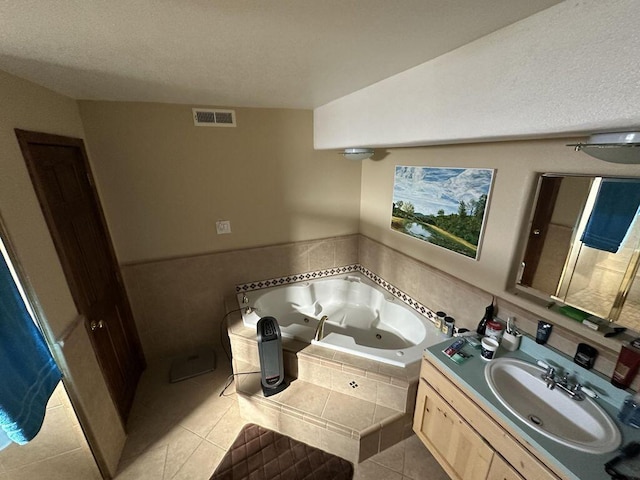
top-left (484, 358), bottom-right (621, 454)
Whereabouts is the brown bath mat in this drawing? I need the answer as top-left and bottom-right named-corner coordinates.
top-left (210, 423), bottom-right (354, 480)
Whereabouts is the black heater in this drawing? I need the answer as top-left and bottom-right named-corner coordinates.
top-left (257, 316), bottom-right (289, 397)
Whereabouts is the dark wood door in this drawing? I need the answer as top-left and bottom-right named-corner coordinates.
top-left (15, 129), bottom-right (145, 423)
top-left (520, 176), bottom-right (563, 287)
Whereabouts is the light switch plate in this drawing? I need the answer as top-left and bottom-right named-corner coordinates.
top-left (216, 220), bottom-right (231, 234)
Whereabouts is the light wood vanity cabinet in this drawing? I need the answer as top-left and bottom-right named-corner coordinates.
top-left (415, 378), bottom-right (494, 480)
top-left (487, 454), bottom-right (525, 480)
top-left (413, 357), bottom-right (563, 480)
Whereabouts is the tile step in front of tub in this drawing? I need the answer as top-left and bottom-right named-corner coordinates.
top-left (296, 345), bottom-right (420, 414)
top-left (227, 309), bottom-right (420, 413)
top-left (234, 362), bottom-right (413, 464)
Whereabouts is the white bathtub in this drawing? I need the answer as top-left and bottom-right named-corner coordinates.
top-left (236, 272), bottom-right (446, 367)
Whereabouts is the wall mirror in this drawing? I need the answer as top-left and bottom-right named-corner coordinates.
top-left (516, 173), bottom-right (640, 332)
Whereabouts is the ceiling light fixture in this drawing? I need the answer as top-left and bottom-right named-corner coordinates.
top-left (342, 148), bottom-right (375, 161)
top-left (569, 132), bottom-right (640, 164)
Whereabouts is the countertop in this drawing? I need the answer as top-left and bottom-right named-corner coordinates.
top-left (424, 334), bottom-right (640, 480)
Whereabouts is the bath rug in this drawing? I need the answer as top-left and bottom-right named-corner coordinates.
top-left (210, 423), bottom-right (353, 480)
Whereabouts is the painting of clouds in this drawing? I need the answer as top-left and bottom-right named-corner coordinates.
top-left (391, 166), bottom-right (494, 259)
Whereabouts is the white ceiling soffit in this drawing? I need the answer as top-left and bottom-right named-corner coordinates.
top-left (0, 0), bottom-right (561, 109)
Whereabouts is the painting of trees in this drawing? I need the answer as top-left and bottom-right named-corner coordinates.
top-left (390, 167), bottom-right (494, 259)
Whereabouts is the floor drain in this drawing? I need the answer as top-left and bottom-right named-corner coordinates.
top-left (528, 415), bottom-right (543, 426)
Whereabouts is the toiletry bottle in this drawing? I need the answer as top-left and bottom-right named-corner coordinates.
top-left (442, 316), bottom-right (455, 337)
top-left (612, 344), bottom-right (640, 389)
top-left (485, 319), bottom-right (504, 341)
top-left (618, 392), bottom-right (640, 428)
top-left (477, 302), bottom-right (494, 336)
top-left (536, 321), bottom-right (553, 345)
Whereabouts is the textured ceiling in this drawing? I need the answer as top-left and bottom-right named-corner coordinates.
top-left (0, 0), bottom-right (561, 109)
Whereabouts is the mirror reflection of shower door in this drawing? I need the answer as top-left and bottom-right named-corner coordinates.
top-left (558, 178), bottom-right (640, 321)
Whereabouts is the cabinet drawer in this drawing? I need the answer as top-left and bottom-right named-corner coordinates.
top-left (420, 358), bottom-right (561, 480)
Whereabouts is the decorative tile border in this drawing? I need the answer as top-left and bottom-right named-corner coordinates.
top-left (355, 266), bottom-right (437, 324)
top-left (235, 264), bottom-right (438, 324)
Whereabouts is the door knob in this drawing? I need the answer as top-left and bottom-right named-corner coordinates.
top-left (90, 320), bottom-right (105, 331)
top-left (532, 229), bottom-right (541, 235)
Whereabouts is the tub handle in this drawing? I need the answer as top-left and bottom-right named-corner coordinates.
top-left (346, 275), bottom-right (361, 283)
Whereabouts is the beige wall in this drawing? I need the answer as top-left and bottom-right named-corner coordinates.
top-left (77, 101), bottom-right (362, 264)
top-left (359, 139), bottom-right (640, 352)
top-left (0, 70), bottom-right (124, 477)
top-left (122, 235), bottom-right (359, 359)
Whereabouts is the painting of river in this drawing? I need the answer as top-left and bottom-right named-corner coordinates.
top-left (391, 166), bottom-right (494, 259)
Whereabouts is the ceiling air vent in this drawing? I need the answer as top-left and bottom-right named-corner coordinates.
top-left (192, 108), bottom-right (236, 127)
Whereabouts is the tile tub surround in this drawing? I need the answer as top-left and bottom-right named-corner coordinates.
top-left (121, 235), bottom-right (359, 360)
top-left (357, 235), bottom-right (625, 385)
top-left (122, 232), bottom-right (624, 386)
top-left (227, 309), bottom-right (419, 464)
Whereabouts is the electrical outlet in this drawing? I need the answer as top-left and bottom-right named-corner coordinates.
top-left (216, 220), bottom-right (231, 234)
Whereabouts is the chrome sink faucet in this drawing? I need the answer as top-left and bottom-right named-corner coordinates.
top-left (537, 360), bottom-right (598, 401)
top-left (541, 365), bottom-right (557, 389)
top-left (314, 315), bottom-right (329, 341)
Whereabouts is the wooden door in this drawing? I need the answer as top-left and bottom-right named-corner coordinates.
top-left (15, 129), bottom-right (145, 423)
top-left (520, 176), bottom-right (563, 287)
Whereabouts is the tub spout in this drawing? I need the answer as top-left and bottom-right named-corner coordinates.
top-left (314, 315), bottom-right (328, 341)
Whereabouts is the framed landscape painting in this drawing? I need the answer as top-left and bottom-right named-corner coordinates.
top-left (391, 166), bottom-right (495, 259)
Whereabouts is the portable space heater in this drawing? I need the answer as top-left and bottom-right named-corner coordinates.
top-left (257, 316), bottom-right (289, 397)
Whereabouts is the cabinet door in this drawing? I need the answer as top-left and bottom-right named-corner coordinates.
top-left (488, 453), bottom-right (525, 480)
top-left (414, 378), bottom-right (494, 480)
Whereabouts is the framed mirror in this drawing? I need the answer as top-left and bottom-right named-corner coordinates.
top-left (516, 173), bottom-right (640, 331)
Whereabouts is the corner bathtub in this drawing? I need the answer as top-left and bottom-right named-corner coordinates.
top-left (236, 272), bottom-right (446, 367)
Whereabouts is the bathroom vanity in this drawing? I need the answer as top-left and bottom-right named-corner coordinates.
top-left (413, 337), bottom-right (640, 480)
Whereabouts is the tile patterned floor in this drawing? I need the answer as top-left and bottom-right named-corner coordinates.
top-left (115, 358), bottom-right (450, 480)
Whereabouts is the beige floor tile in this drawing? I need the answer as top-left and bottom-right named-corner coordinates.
top-left (354, 458), bottom-right (403, 480)
top-left (118, 356), bottom-right (440, 480)
top-left (205, 402), bottom-right (247, 450)
top-left (322, 391), bottom-right (376, 431)
top-left (403, 435), bottom-right (449, 480)
top-left (171, 440), bottom-right (226, 480)
top-left (368, 437), bottom-right (406, 473)
top-left (120, 411), bottom-right (176, 461)
top-left (159, 426), bottom-right (204, 479)
top-left (0, 406), bottom-right (82, 471)
top-left (178, 392), bottom-right (235, 438)
top-left (115, 445), bottom-right (167, 480)
top-left (5, 448), bottom-right (101, 480)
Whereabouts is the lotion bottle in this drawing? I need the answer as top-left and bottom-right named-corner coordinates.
top-left (612, 344), bottom-right (640, 389)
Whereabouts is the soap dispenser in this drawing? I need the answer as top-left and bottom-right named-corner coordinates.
top-left (477, 300), bottom-right (494, 336)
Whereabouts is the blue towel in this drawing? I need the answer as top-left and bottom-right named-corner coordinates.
top-left (581, 179), bottom-right (640, 253)
top-left (0, 252), bottom-right (61, 446)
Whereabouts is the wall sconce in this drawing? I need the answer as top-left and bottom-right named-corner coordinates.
top-left (569, 132), bottom-right (640, 164)
top-left (342, 148), bottom-right (375, 161)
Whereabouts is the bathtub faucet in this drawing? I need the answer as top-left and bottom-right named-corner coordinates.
top-left (241, 294), bottom-right (253, 314)
top-left (314, 316), bottom-right (329, 341)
